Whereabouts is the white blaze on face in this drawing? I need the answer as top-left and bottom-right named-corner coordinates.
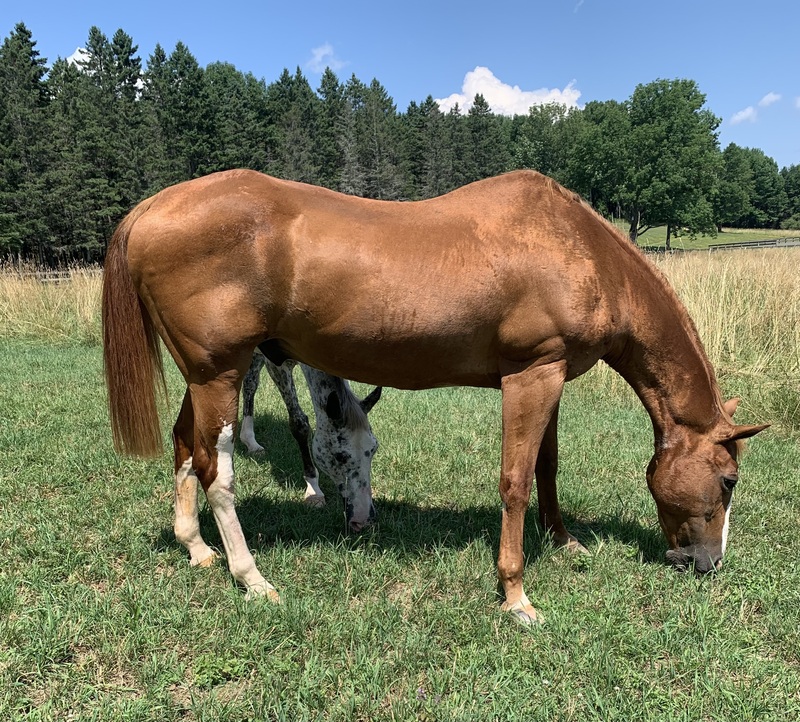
top-left (721, 494), bottom-right (733, 556)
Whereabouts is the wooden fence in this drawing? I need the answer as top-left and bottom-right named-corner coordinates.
top-left (707, 236), bottom-right (800, 251)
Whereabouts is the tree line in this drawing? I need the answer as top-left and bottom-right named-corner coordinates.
top-left (2, 22), bottom-right (799, 263)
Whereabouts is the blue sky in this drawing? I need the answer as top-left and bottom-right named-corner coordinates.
top-left (3, 1), bottom-right (798, 169)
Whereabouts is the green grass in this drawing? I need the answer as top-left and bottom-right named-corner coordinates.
top-left (1, 338), bottom-right (799, 721)
top-left (614, 224), bottom-right (800, 251)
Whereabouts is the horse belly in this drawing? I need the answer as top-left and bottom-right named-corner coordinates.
top-left (273, 301), bottom-right (504, 390)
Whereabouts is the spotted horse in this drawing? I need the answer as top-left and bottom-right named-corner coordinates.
top-left (240, 349), bottom-right (381, 518)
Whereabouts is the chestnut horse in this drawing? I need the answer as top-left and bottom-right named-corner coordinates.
top-left (102, 169), bottom-right (767, 624)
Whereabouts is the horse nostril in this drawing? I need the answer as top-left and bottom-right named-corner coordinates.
top-left (349, 520), bottom-right (364, 534)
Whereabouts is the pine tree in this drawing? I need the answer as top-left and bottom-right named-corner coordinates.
top-left (361, 78), bottom-right (404, 199)
top-left (467, 94), bottom-right (508, 181)
top-left (338, 75), bottom-right (367, 196)
top-left (316, 68), bottom-right (345, 189)
top-left (0, 23), bottom-right (50, 258)
top-left (265, 68), bottom-right (320, 182)
top-left (419, 96), bottom-right (451, 198)
top-left (143, 42), bottom-right (209, 184)
top-left (204, 62), bottom-right (269, 172)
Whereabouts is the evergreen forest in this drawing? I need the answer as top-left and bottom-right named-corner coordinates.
top-left (2, 22), bottom-right (799, 264)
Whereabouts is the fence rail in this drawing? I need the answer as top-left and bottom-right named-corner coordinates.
top-left (708, 236), bottom-right (800, 251)
top-left (6, 268), bottom-right (103, 284)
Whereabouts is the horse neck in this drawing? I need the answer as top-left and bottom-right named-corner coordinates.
top-left (604, 265), bottom-right (722, 446)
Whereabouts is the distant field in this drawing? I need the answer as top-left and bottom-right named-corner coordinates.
top-left (630, 225), bottom-right (800, 251)
top-left (1, 250), bottom-right (799, 720)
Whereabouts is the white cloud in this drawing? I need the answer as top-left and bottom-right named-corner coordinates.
top-left (67, 47), bottom-right (88, 66)
top-left (574, 0), bottom-right (585, 12)
top-left (758, 92), bottom-right (781, 107)
top-left (730, 106), bottom-right (757, 125)
top-left (435, 66), bottom-right (581, 116)
top-left (307, 43), bottom-right (345, 73)
top-left (795, 97), bottom-right (800, 109)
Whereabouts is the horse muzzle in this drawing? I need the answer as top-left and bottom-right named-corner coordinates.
top-left (666, 546), bottom-right (722, 575)
top-left (346, 501), bottom-right (377, 534)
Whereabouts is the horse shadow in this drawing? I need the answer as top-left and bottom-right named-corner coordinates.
top-left (153, 409), bottom-right (667, 570)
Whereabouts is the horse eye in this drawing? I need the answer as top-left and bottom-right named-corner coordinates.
top-left (722, 475), bottom-right (738, 492)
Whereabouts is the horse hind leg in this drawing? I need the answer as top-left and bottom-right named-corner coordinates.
top-left (263, 358), bottom-right (325, 507)
top-left (535, 401), bottom-right (588, 555)
top-left (240, 352), bottom-right (266, 454)
top-left (191, 373), bottom-right (280, 602)
top-left (173, 389), bottom-right (217, 567)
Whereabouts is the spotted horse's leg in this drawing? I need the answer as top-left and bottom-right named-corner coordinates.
top-left (239, 351), bottom-right (266, 454)
top-left (535, 401), bottom-right (588, 554)
top-left (498, 359), bottom-right (567, 626)
top-left (263, 358), bottom-right (326, 507)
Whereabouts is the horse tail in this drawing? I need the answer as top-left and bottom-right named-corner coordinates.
top-left (102, 200), bottom-right (166, 457)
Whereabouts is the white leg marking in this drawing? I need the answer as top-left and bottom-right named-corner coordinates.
top-left (239, 415), bottom-right (265, 454)
top-left (303, 471), bottom-right (326, 507)
top-left (174, 457), bottom-right (216, 567)
top-left (207, 424), bottom-right (277, 599)
top-left (721, 494), bottom-right (733, 556)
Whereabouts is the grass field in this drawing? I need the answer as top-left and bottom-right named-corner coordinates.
top-left (1, 250), bottom-right (799, 720)
top-left (632, 225), bottom-right (800, 251)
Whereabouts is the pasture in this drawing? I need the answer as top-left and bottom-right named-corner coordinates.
top-left (1, 250), bottom-right (799, 721)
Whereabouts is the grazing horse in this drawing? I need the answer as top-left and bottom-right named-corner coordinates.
top-left (239, 351), bottom-right (381, 510)
top-left (102, 169), bottom-right (767, 624)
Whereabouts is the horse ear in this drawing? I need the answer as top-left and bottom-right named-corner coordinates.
top-left (360, 387), bottom-right (382, 414)
top-left (324, 390), bottom-right (346, 428)
top-left (726, 423), bottom-right (770, 442)
top-left (722, 398), bottom-right (740, 418)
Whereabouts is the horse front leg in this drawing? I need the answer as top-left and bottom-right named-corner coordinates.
top-left (535, 402), bottom-right (588, 554)
top-left (498, 359), bottom-right (567, 625)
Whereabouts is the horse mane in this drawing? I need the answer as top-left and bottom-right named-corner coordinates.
top-left (330, 376), bottom-right (371, 431)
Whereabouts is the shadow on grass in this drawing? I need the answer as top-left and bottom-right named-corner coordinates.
top-left (153, 405), bottom-right (667, 569)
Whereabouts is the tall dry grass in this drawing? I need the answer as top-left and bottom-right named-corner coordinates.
top-left (654, 249), bottom-right (800, 431)
top-left (0, 264), bottom-right (103, 345)
top-left (2, 249), bottom-right (798, 430)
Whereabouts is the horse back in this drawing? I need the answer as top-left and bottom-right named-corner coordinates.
top-left (125, 170), bottom-right (632, 388)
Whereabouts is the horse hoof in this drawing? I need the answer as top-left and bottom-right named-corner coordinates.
top-left (502, 600), bottom-right (545, 626)
top-left (564, 538), bottom-right (590, 555)
top-left (303, 494), bottom-right (326, 508)
top-left (191, 551), bottom-right (218, 568)
top-left (247, 445), bottom-right (266, 456)
top-left (245, 583), bottom-right (282, 604)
